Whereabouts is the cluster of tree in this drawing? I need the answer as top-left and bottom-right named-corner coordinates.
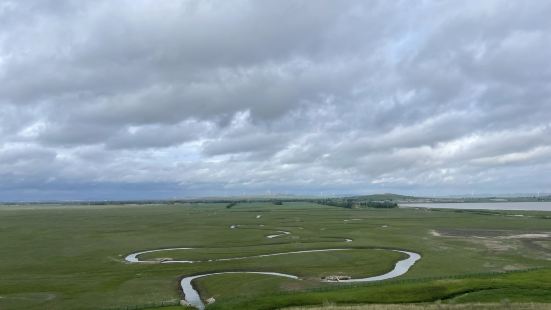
top-left (357, 201), bottom-right (398, 208)
top-left (315, 199), bottom-right (355, 208)
top-left (315, 199), bottom-right (397, 209)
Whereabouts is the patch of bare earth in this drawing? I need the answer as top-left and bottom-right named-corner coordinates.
top-left (285, 302), bottom-right (551, 310)
top-left (430, 229), bottom-right (551, 260)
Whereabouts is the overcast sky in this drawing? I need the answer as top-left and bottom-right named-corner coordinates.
top-left (1, 1), bottom-right (550, 201)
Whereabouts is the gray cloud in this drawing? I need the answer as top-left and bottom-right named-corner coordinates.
top-left (1, 0), bottom-right (551, 200)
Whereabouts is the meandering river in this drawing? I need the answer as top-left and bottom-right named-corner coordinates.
top-left (125, 247), bottom-right (421, 309)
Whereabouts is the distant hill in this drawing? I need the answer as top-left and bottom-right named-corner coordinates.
top-left (4, 193), bottom-right (549, 205)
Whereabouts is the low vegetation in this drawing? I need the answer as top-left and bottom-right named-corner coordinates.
top-left (286, 302), bottom-right (551, 310)
top-left (1, 201), bottom-right (550, 310)
top-left (209, 268), bottom-right (551, 309)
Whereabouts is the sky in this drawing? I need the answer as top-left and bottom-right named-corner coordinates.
top-left (1, 1), bottom-right (551, 201)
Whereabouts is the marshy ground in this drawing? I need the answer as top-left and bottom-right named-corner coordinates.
top-left (0, 202), bottom-right (550, 309)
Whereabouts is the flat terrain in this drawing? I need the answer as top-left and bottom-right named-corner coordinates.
top-left (287, 303), bottom-right (551, 310)
top-left (0, 202), bottom-right (550, 309)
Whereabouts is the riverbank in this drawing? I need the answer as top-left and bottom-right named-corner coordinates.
top-left (2, 201), bottom-right (551, 310)
top-left (126, 247), bottom-right (420, 309)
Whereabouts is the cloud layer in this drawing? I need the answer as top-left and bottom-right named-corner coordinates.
top-left (1, 0), bottom-right (550, 200)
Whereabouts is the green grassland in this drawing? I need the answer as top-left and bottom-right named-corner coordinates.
top-left (286, 303), bottom-right (551, 310)
top-left (0, 201), bottom-right (550, 310)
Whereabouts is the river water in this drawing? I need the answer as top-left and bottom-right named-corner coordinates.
top-left (400, 202), bottom-right (551, 211)
top-left (180, 272), bottom-right (299, 310)
top-left (125, 247), bottom-right (421, 309)
top-left (175, 249), bottom-right (420, 309)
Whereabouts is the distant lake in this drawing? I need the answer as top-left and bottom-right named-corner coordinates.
top-left (400, 202), bottom-right (551, 212)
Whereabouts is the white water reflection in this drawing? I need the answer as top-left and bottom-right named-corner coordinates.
top-left (323, 250), bottom-right (420, 282)
top-left (401, 202), bottom-right (551, 211)
top-left (266, 230), bottom-right (290, 238)
top-left (125, 247), bottom-right (421, 309)
top-left (181, 272), bottom-right (298, 310)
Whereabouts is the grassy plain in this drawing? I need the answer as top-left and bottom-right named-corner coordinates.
top-left (286, 303), bottom-right (551, 310)
top-left (0, 202), bottom-right (550, 310)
